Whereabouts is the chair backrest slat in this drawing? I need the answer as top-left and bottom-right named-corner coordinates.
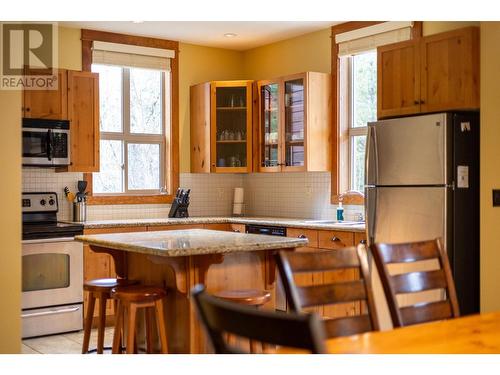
top-left (400, 300), bottom-right (452, 326)
top-left (297, 280), bottom-right (367, 307)
top-left (371, 238), bottom-right (460, 328)
top-left (391, 269), bottom-right (448, 294)
top-left (287, 249), bottom-right (360, 273)
top-left (191, 284), bottom-right (327, 354)
top-left (324, 314), bottom-right (373, 338)
top-left (276, 245), bottom-right (379, 338)
top-left (376, 241), bottom-right (440, 263)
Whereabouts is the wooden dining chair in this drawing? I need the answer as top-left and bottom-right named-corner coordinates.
top-left (371, 238), bottom-right (460, 328)
top-left (275, 245), bottom-right (379, 338)
top-left (191, 284), bottom-right (327, 354)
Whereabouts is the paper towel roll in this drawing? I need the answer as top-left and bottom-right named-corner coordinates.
top-left (233, 203), bottom-right (244, 216)
top-left (233, 187), bottom-right (244, 204)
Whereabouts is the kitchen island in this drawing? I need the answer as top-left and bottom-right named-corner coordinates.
top-left (75, 229), bottom-right (307, 353)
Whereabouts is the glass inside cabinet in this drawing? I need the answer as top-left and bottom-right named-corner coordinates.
top-left (284, 78), bottom-right (305, 167)
top-left (214, 86), bottom-right (248, 169)
top-left (260, 83), bottom-right (280, 167)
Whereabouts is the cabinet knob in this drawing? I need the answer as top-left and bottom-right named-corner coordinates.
top-left (331, 236), bottom-right (341, 242)
top-left (26, 107), bottom-right (30, 112)
top-left (420, 100), bottom-right (425, 104)
top-left (298, 234), bottom-right (307, 239)
top-left (414, 100), bottom-right (419, 105)
top-left (359, 239), bottom-right (367, 245)
top-left (233, 229), bottom-right (240, 233)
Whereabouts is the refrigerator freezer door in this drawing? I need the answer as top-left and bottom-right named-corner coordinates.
top-left (366, 113), bottom-right (450, 186)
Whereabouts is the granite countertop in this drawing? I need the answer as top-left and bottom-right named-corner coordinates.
top-left (75, 229), bottom-right (308, 257)
top-left (77, 216), bottom-right (365, 232)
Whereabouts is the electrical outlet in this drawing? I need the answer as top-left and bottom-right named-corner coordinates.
top-left (216, 188), bottom-right (225, 201)
top-left (305, 185), bottom-right (312, 197)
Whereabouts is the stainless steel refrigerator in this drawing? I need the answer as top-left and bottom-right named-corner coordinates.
top-left (365, 112), bottom-right (479, 316)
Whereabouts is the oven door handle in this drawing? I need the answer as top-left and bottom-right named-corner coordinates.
top-left (22, 237), bottom-right (78, 244)
top-left (21, 306), bottom-right (80, 319)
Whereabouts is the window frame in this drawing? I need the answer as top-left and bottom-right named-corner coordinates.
top-left (92, 65), bottom-right (167, 196)
top-left (330, 21), bottom-right (422, 205)
top-left (345, 52), bottom-right (372, 192)
top-left (81, 29), bottom-right (179, 205)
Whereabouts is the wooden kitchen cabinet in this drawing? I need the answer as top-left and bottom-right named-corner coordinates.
top-left (256, 72), bottom-right (332, 172)
top-left (65, 71), bottom-right (100, 172)
top-left (23, 68), bottom-right (100, 172)
top-left (190, 80), bottom-right (253, 173)
top-left (23, 69), bottom-right (68, 120)
top-left (377, 26), bottom-right (479, 119)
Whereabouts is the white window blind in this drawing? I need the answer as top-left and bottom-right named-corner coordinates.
top-left (337, 21), bottom-right (413, 56)
top-left (92, 41), bottom-right (174, 71)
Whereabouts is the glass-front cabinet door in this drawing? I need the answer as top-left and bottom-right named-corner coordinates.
top-left (211, 81), bottom-right (253, 173)
top-left (283, 75), bottom-right (306, 171)
top-left (258, 80), bottom-right (281, 172)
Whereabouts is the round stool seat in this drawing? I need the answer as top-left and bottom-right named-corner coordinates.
top-left (84, 278), bottom-right (138, 292)
top-left (214, 289), bottom-right (271, 306)
top-left (111, 285), bottom-right (167, 303)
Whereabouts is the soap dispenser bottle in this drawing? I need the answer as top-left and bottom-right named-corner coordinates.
top-left (336, 201), bottom-right (344, 222)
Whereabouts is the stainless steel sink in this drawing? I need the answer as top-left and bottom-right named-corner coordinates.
top-left (303, 220), bottom-right (364, 225)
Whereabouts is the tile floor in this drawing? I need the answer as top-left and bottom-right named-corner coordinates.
top-left (22, 327), bottom-right (115, 354)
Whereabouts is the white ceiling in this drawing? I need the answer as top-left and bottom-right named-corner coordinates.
top-left (60, 21), bottom-right (341, 51)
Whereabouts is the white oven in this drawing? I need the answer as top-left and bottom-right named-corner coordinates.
top-left (21, 237), bottom-right (83, 338)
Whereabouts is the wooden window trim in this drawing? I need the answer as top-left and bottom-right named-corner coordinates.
top-left (330, 21), bottom-right (423, 205)
top-left (81, 29), bottom-right (179, 205)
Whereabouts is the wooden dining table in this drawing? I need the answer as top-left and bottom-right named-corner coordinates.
top-left (277, 311), bottom-right (500, 354)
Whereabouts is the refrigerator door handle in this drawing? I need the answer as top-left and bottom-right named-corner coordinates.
top-left (365, 187), bottom-right (377, 246)
top-left (365, 124), bottom-right (378, 186)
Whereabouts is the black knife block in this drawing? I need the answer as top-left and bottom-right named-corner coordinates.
top-left (168, 189), bottom-right (190, 218)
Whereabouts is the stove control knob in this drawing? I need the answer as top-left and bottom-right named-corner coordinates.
top-left (40, 199), bottom-right (46, 206)
top-left (49, 199), bottom-right (55, 206)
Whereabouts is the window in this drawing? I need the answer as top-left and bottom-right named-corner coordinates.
top-left (340, 51), bottom-right (377, 192)
top-left (333, 22), bottom-right (415, 199)
top-left (91, 64), bottom-right (169, 195)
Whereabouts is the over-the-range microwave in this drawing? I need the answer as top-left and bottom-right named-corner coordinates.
top-left (22, 118), bottom-right (70, 167)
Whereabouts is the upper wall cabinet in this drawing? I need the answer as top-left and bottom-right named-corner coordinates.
top-left (190, 80), bottom-right (253, 173)
top-left (23, 68), bottom-right (100, 173)
top-left (23, 69), bottom-right (68, 120)
top-left (378, 26), bottom-right (479, 119)
top-left (66, 71), bottom-right (100, 173)
top-left (257, 72), bottom-right (332, 172)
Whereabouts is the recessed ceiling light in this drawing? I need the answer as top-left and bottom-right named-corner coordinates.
top-left (224, 33), bottom-right (237, 38)
top-left (132, 21), bottom-right (144, 24)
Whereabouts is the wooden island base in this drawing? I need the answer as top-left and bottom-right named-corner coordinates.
top-left (90, 245), bottom-right (284, 353)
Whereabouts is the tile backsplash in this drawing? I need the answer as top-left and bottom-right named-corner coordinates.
top-left (244, 172), bottom-right (363, 220)
top-left (22, 169), bottom-right (363, 221)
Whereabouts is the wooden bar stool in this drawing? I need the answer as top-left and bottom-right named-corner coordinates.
top-left (213, 289), bottom-right (271, 353)
top-left (111, 285), bottom-right (169, 354)
top-left (82, 278), bottom-right (139, 354)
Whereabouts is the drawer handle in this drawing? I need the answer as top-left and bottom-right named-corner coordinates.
top-left (331, 236), bottom-right (341, 242)
top-left (233, 229), bottom-right (240, 233)
top-left (298, 234), bottom-right (307, 239)
top-left (359, 239), bottom-right (367, 245)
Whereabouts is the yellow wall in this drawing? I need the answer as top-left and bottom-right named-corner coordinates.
top-left (0, 89), bottom-right (22, 353)
top-left (423, 21), bottom-right (480, 36)
top-left (243, 28), bottom-right (331, 80)
top-left (479, 22), bottom-right (500, 313)
top-left (58, 26), bottom-right (82, 70)
top-left (178, 43), bottom-right (244, 172)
